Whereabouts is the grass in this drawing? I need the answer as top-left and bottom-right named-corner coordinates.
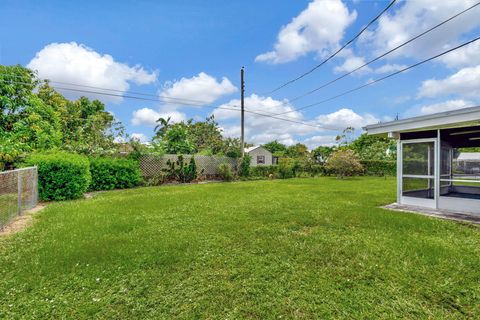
top-left (1, 177), bottom-right (480, 318)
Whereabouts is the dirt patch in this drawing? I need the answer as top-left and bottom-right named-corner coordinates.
top-left (0, 204), bottom-right (46, 237)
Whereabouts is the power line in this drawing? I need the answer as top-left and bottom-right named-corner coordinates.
top-left (282, 1), bottom-right (480, 107)
top-left (266, 0), bottom-right (397, 95)
top-left (247, 1), bottom-right (480, 118)
top-left (0, 73), bottom-right (215, 105)
top-left (0, 78), bottom-right (332, 130)
top-left (279, 35), bottom-right (480, 114)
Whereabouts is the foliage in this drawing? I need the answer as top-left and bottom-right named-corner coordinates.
top-left (336, 127), bottom-right (356, 146)
top-left (218, 162), bottom-right (234, 181)
top-left (361, 160), bottom-right (396, 176)
top-left (153, 115), bottom-right (240, 157)
top-left (154, 124), bottom-right (195, 154)
top-left (24, 151), bottom-right (91, 200)
top-left (263, 140), bottom-right (287, 154)
top-left (0, 66), bottom-right (125, 166)
top-left (162, 155), bottom-right (199, 183)
top-left (89, 157), bottom-right (142, 191)
top-left (37, 84), bottom-right (125, 155)
top-left (286, 143), bottom-right (309, 158)
top-left (349, 133), bottom-right (396, 161)
top-left (312, 146), bottom-right (335, 164)
top-left (221, 137), bottom-right (242, 158)
top-left (238, 154), bottom-right (251, 177)
top-left (249, 165), bottom-right (279, 178)
top-left (278, 158), bottom-right (297, 179)
top-left (325, 149), bottom-right (364, 178)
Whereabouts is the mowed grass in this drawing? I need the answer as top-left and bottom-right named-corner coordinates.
top-left (1, 177), bottom-right (480, 319)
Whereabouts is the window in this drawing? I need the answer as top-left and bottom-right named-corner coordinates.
top-left (257, 155), bottom-right (265, 164)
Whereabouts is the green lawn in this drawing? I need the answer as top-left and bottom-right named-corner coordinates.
top-left (1, 177), bottom-right (480, 319)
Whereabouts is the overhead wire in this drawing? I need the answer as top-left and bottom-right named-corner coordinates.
top-left (265, 0), bottom-right (397, 94)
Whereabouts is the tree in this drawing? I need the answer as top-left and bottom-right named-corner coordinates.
top-left (154, 117), bottom-right (171, 139)
top-left (325, 149), bottom-right (363, 179)
top-left (264, 140), bottom-right (287, 154)
top-left (154, 123), bottom-right (195, 154)
top-left (286, 143), bottom-right (309, 158)
top-left (186, 115), bottom-right (224, 154)
top-left (336, 127), bottom-right (355, 146)
top-left (312, 146), bottom-right (335, 164)
top-left (349, 133), bottom-right (396, 160)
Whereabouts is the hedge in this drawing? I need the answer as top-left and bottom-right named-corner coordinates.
top-left (89, 157), bottom-right (142, 191)
top-left (24, 152), bottom-right (91, 201)
top-left (360, 160), bottom-right (396, 176)
top-left (249, 165), bottom-right (279, 177)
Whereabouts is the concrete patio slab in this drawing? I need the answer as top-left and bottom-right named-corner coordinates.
top-left (382, 203), bottom-right (480, 225)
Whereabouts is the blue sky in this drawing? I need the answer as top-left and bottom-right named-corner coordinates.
top-left (1, 0), bottom-right (479, 147)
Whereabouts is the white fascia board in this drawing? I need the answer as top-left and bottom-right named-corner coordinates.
top-left (364, 106), bottom-right (480, 135)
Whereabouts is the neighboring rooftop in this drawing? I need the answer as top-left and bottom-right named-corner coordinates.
top-left (364, 106), bottom-right (480, 135)
top-left (458, 153), bottom-right (480, 161)
top-left (245, 146), bottom-right (262, 153)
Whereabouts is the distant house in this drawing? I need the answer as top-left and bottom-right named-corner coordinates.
top-left (456, 152), bottom-right (480, 174)
top-left (245, 146), bottom-right (273, 166)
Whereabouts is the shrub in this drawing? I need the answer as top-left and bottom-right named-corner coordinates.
top-left (278, 158), bottom-right (295, 179)
top-left (218, 163), bottom-right (234, 181)
top-left (325, 149), bottom-right (363, 179)
top-left (250, 165), bottom-right (278, 178)
top-left (24, 151), bottom-right (91, 200)
top-left (162, 155), bottom-right (200, 183)
top-left (360, 160), bottom-right (396, 176)
top-left (238, 155), bottom-right (251, 177)
top-left (89, 157), bottom-right (142, 191)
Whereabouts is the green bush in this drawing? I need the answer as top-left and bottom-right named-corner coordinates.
top-left (218, 163), bottom-right (234, 181)
top-left (361, 160), bottom-right (396, 176)
top-left (24, 151), bottom-right (91, 201)
top-left (278, 158), bottom-right (295, 179)
top-left (238, 155), bottom-right (251, 177)
top-left (89, 157), bottom-right (142, 191)
top-left (162, 155), bottom-right (200, 183)
top-left (325, 150), bottom-right (363, 179)
top-left (249, 165), bottom-right (278, 178)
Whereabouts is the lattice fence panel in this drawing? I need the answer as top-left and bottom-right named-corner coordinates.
top-left (139, 155), bottom-right (238, 178)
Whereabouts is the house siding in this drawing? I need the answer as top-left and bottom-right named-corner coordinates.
top-left (247, 147), bottom-right (273, 166)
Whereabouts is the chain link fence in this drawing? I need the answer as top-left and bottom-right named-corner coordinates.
top-left (0, 167), bottom-right (38, 229)
top-left (139, 154), bottom-right (238, 179)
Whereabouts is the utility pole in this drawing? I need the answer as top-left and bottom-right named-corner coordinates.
top-left (240, 66), bottom-right (245, 158)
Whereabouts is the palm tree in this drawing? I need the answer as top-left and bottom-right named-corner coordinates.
top-left (154, 117), bottom-right (171, 139)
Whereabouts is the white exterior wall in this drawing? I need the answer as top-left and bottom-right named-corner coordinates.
top-left (247, 147), bottom-right (273, 166)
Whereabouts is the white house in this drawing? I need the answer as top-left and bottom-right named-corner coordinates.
top-left (245, 146), bottom-right (273, 166)
top-left (364, 106), bottom-right (480, 216)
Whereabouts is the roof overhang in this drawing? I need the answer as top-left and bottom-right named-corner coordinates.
top-left (364, 106), bottom-right (480, 136)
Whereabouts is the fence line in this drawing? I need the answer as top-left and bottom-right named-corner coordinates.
top-left (0, 167), bottom-right (38, 229)
top-left (139, 154), bottom-right (238, 178)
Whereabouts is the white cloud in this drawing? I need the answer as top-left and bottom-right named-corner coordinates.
top-left (212, 94), bottom-right (377, 147)
top-left (160, 72), bottom-right (237, 106)
top-left (131, 107), bottom-right (186, 126)
top-left (418, 66), bottom-right (480, 99)
top-left (373, 63), bottom-right (408, 74)
top-left (438, 41), bottom-right (480, 68)
top-left (405, 99), bottom-right (474, 116)
top-left (255, 0), bottom-right (357, 63)
top-left (316, 108), bottom-right (378, 130)
top-left (130, 133), bottom-right (149, 143)
top-left (334, 55), bottom-right (371, 74)
top-left (27, 42), bottom-right (157, 102)
top-left (364, 0), bottom-right (479, 60)
top-left (303, 135), bottom-right (338, 148)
